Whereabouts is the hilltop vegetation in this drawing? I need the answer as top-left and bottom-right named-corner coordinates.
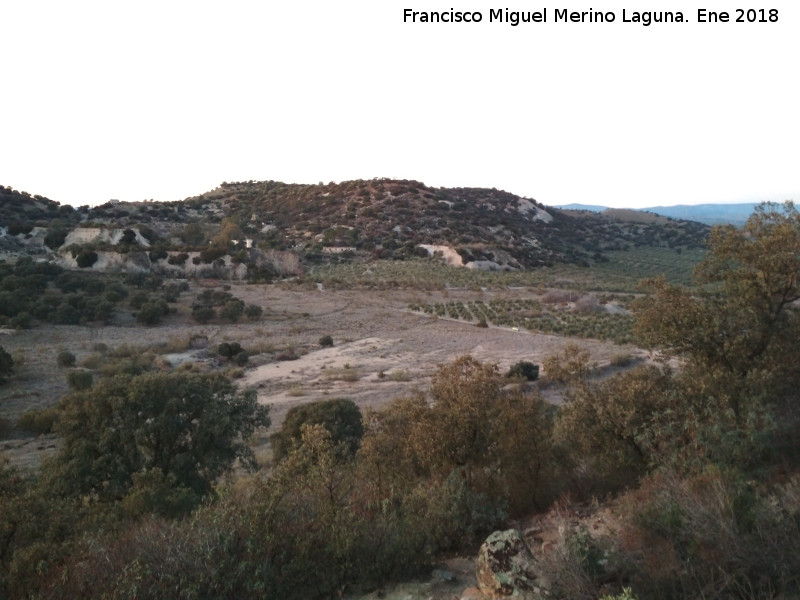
top-left (1, 179), bottom-right (708, 279)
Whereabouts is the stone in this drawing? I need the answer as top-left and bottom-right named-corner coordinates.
top-left (475, 529), bottom-right (545, 599)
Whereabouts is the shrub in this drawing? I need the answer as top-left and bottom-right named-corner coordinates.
top-left (66, 370), bottom-right (93, 391)
top-left (0, 346), bottom-right (13, 384)
top-left (136, 302), bottom-right (165, 326)
top-left (319, 334), bottom-right (334, 348)
top-left (75, 250), bottom-right (98, 268)
top-left (217, 342), bottom-right (243, 359)
top-left (17, 406), bottom-right (60, 434)
top-left (167, 253), bottom-right (189, 266)
top-left (44, 228), bottom-right (68, 250)
top-left (543, 343), bottom-right (592, 384)
top-left (507, 361), bottom-right (539, 381)
top-left (129, 291), bottom-right (149, 309)
top-left (244, 304), bottom-right (262, 320)
top-left (271, 398), bottom-right (364, 461)
top-left (57, 351), bottom-right (76, 368)
top-left (192, 305), bottom-right (215, 324)
top-left (219, 300), bottom-right (244, 323)
top-left (148, 248), bottom-right (168, 262)
top-left (46, 371), bottom-right (270, 510)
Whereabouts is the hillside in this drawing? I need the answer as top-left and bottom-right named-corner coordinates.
top-left (0, 179), bottom-right (709, 275)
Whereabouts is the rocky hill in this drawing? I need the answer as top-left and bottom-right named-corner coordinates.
top-left (0, 179), bottom-right (709, 275)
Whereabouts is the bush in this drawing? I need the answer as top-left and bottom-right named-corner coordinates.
top-left (217, 342), bottom-right (243, 359)
top-left (507, 361), bottom-right (539, 381)
top-left (17, 406), bottom-right (60, 434)
top-left (192, 305), bottom-right (215, 324)
top-left (47, 371), bottom-right (270, 511)
top-left (75, 250), bottom-right (99, 268)
top-left (66, 370), bottom-right (93, 391)
top-left (319, 335), bottom-right (334, 348)
top-left (271, 398), bottom-right (364, 461)
top-left (244, 304), bottom-right (262, 320)
top-left (136, 301), bottom-right (167, 326)
top-left (0, 346), bottom-right (13, 384)
top-left (57, 351), bottom-right (76, 368)
top-left (220, 300), bottom-right (244, 323)
top-left (44, 228), bottom-right (68, 250)
top-left (167, 253), bottom-right (189, 266)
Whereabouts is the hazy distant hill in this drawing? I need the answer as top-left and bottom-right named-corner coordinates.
top-left (642, 203), bottom-right (759, 226)
top-left (556, 201), bottom-right (759, 226)
top-left (554, 203), bottom-right (608, 213)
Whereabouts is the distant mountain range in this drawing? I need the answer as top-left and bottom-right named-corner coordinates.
top-left (556, 203), bottom-right (760, 226)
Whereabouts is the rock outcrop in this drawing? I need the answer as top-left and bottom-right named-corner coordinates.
top-left (475, 529), bottom-right (547, 599)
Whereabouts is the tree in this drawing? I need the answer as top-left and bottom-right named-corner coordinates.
top-left (634, 202), bottom-right (800, 420)
top-left (46, 372), bottom-right (270, 512)
top-left (555, 365), bottom-right (681, 480)
top-left (359, 356), bottom-right (555, 513)
top-left (75, 250), bottom-right (98, 268)
top-left (271, 398), bottom-right (364, 461)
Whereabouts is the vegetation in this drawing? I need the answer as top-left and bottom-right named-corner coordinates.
top-left (271, 397), bottom-right (364, 461)
top-left (3, 190), bottom-right (800, 599)
top-left (0, 345), bottom-right (13, 383)
top-left (410, 296), bottom-right (634, 343)
top-left (507, 360), bottom-right (539, 381)
top-left (48, 371), bottom-right (269, 514)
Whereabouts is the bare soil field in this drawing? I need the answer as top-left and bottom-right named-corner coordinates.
top-left (0, 283), bottom-right (644, 470)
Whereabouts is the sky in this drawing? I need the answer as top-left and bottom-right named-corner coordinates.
top-left (2, 1), bottom-right (798, 209)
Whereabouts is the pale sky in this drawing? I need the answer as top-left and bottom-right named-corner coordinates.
top-left (2, 1), bottom-right (798, 208)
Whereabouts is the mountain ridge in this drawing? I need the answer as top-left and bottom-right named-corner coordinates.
top-left (1, 179), bottom-right (709, 274)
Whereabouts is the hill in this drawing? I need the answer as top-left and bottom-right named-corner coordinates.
top-left (0, 179), bottom-right (708, 274)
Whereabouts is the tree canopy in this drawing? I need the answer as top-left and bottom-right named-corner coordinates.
top-left (634, 201), bottom-right (800, 419)
top-left (45, 371), bottom-right (270, 512)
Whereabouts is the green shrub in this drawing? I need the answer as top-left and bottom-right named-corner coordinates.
top-left (271, 398), bottom-right (364, 461)
top-left (136, 301), bottom-right (167, 326)
top-left (66, 370), bottom-right (93, 391)
top-left (244, 304), bottom-right (263, 320)
top-left (319, 334), bottom-right (334, 347)
top-left (217, 342), bottom-right (243, 359)
top-left (220, 300), bottom-right (244, 322)
top-left (17, 406), bottom-right (60, 434)
top-left (57, 351), bottom-right (76, 368)
top-left (75, 250), bottom-right (98, 268)
top-left (192, 305), bottom-right (215, 324)
top-left (507, 361), bottom-right (539, 381)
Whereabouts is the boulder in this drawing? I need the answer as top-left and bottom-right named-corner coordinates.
top-left (475, 530), bottom-right (546, 599)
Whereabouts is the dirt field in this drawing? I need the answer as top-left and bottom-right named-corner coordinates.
top-left (0, 283), bottom-right (643, 470)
